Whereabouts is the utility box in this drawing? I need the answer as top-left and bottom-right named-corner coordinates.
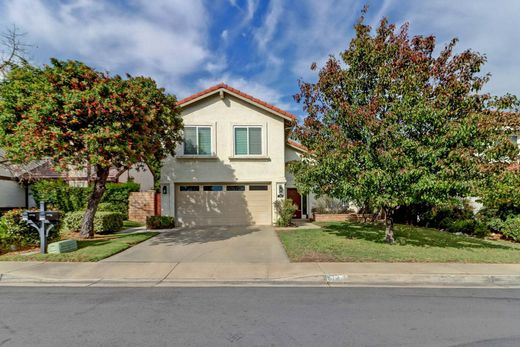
top-left (48, 240), bottom-right (78, 254)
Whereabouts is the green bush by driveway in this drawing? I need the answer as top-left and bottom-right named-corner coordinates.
top-left (146, 216), bottom-right (175, 229)
top-left (278, 222), bottom-right (520, 263)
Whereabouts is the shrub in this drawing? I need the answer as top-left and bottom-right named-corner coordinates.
top-left (274, 199), bottom-right (297, 227)
top-left (31, 179), bottom-right (90, 212)
top-left (31, 180), bottom-right (140, 218)
top-left (444, 218), bottom-right (489, 237)
top-left (97, 202), bottom-right (119, 213)
top-left (485, 217), bottom-right (504, 233)
top-left (419, 200), bottom-right (474, 229)
top-left (501, 216), bottom-right (520, 241)
top-left (313, 196), bottom-right (350, 214)
top-left (447, 219), bottom-right (476, 234)
top-left (146, 216), bottom-right (175, 229)
top-left (63, 211), bottom-right (123, 234)
top-left (0, 209), bottom-right (60, 252)
top-left (101, 182), bottom-right (140, 219)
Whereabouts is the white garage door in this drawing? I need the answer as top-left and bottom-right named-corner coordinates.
top-left (175, 183), bottom-right (272, 227)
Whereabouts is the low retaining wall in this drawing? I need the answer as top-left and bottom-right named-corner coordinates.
top-left (128, 191), bottom-right (159, 222)
top-left (313, 213), bottom-right (350, 222)
top-left (313, 213), bottom-right (381, 222)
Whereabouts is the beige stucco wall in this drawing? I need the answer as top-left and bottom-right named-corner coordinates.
top-left (285, 145), bottom-right (303, 187)
top-left (160, 93), bottom-right (287, 222)
top-left (0, 180), bottom-right (25, 208)
top-left (118, 164), bottom-right (155, 192)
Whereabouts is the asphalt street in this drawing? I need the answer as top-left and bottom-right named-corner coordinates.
top-left (0, 287), bottom-right (519, 346)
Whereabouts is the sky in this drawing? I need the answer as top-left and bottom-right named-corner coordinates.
top-left (0, 0), bottom-right (519, 119)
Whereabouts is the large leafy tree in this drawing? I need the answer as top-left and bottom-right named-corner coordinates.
top-left (290, 11), bottom-right (519, 242)
top-left (0, 59), bottom-right (183, 238)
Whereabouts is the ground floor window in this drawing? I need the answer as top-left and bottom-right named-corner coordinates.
top-left (203, 185), bottom-right (223, 191)
top-left (226, 185), bottom-right (246, 191)
top-left (179, 185), bottom-right (200, 191)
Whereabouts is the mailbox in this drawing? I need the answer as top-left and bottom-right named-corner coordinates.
top-left (22, 202), bottom-right (61, 254)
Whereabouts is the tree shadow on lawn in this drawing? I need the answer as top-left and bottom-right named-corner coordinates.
top-left (321, 222), bottom-right (513, 250)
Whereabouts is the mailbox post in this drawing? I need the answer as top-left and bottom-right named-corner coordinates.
top-left (22, 201), bottom-right (61, 254)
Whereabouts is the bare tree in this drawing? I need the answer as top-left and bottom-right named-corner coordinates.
top-left (0, 26), bottom-right (31, 176)
top-left (0, 25), bottom-right (29, 78)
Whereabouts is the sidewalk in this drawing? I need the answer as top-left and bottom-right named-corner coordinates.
top-left (1, 261), bottom-right (520, 287)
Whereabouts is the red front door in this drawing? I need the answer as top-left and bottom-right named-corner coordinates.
top-left (287, 188), bottom-right (302, 219)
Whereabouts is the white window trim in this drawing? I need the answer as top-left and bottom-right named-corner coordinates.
top-left (231, 123), bottom-right (268, 158)
top-left (178, 124), bottom-right (217, 157)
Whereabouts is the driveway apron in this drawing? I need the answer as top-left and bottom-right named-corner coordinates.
top-left (102, 225), bottom-right (289, 263)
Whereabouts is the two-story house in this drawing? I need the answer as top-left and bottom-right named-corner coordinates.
top-left (160, 83), bottom-right (313, 227)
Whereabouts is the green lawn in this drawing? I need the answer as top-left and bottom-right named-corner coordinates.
top-left (122, 220), bottom-right (145, 229)
top-left (277, 222), bottom-right (520, 263)
top-left (0, 232), bottom-right (158, 262)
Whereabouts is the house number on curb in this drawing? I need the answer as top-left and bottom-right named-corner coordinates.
top-left (22, 201), bottom-right (61, 254)
top-left (325, 274), bottom-right (348, 282)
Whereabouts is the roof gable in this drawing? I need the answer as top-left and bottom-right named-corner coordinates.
top-left (177, 83), bottom-right (297, 123)
top-left (286, 139), bottom-right (308, 153)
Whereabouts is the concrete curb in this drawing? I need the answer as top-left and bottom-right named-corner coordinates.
top-left (2, 272), bottom-right (520, 288)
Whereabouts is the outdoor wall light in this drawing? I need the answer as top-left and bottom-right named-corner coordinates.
top-left (277, 183), bottom-right (285, 198)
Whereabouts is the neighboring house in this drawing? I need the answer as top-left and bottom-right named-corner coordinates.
top-left (67, 164), bottom-right (155, 191)
top-left (0, 159), bottom-right (27, 211)
top-left (160, 83), bottom-right (315, 227)
top-left (1, 148), bottom-right (154, 211)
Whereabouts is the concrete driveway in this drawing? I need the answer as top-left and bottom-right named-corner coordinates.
top-left (103, 225), bottom-right (289, 263)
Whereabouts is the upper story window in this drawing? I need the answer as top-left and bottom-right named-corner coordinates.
top-left (511, 135), bottom-right (518, 146)
top-left (184, 126), bottom-right (212, 155)
top-left (234, 126), bottom-right (263, 156)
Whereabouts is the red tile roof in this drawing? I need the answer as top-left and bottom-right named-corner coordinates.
top-left (177, 83), bottom-right (298, 122)
top-left (287, 139), bottom-right (308, 152)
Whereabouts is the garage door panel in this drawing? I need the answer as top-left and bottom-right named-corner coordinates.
top-left (175, 184), bottom-right (271, 226)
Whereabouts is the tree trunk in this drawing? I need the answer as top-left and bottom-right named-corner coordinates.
top-left (384, 208), bottom-right (395, 244)
top-left (79, 165), bottom-right (110, 239)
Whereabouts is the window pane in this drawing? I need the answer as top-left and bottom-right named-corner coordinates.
top-left (184, 127), bottom-right (197, 155)
top-left (180, 185), bottom-right (199, 191)
top-left (198, 127), bottom-right (211, 155)
top-left (226, 185), bottom-right (245, 191)
top-left (203, 185), bottom-right (223, 191)
top-left (249, 185), bottom-right (268, 191)
top-left (235, 127), bottom-right (248, 155)
top-left (512, 135), bottom-right (518, 145)
top-left (249, 127), bottom-right (262, 155)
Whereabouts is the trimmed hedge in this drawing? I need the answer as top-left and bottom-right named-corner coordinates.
top-left (146, 216), bottom-right (175, 229)
top-left (31, 180), bottom-right (140, 218)
top-left (0, 209), bottom-right (60, 252)
top-left (31, 180), bottom-right (90, 213)
top-left (64, 211), bottom-right (124, 234)
top-left (102, 182), bottom-right (140, 219)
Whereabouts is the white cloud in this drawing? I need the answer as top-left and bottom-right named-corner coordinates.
top-left (270, 0), bottom-right (363, 79)
top-left (253, 0), bottom-right (284, 69)
top-left (245, 0), bottom-right (260, 23)
top-left (221, 29), bottom-right (229, 41)
top-left (392, 0), bottom-right (520, 97)
top-left (0, 0), bottom-right (210, 94)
